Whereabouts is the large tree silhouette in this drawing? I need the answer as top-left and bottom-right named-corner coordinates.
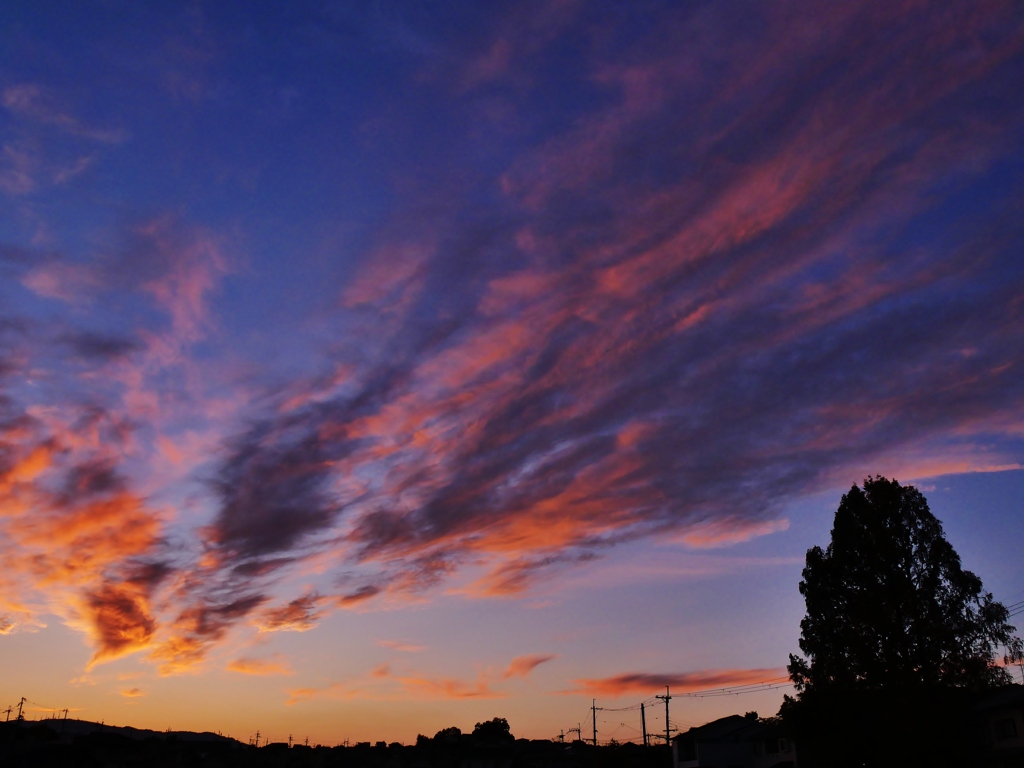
top-left (783, 478), bottom-right (1018, 767)
top-left (788, 476), bottom-right (1015, 694)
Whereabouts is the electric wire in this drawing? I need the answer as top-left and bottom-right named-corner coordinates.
top-left (572, 675), bottom-right (795, 746)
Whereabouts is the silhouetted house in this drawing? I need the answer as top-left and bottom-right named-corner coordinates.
top-left (972, 686), bottom-right (1024, 767)
top-left (747, 720), bottom-right (797, 768)
top-left (672, 715), bottom-right (797, 768)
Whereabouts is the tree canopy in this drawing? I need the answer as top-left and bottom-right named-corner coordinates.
top-left (788, 476), bottom-right (1015, 694)
top-left (472, 718), bottom-right (514, 744)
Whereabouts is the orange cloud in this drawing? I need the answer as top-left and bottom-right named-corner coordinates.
top-left (568, 668), bottom-right (787, 697)
top-left (120, 688), bottom-right (145, 698)
top-left (393, 674), bottom-right (504, 700)
top-left (285, 682), bottom-right (355, 706)
top-left (286, 656), bottom-right (534, 705)
top-left (0, 441), bottom-right (57, 488)
top-left (257, 594), bottom-right (323, 632)
top-left (149, 635), bottom-right (205, 676)
top-left (503, 654), bottom-right (557, 679)
top-left (226, 656), bottom-right (293, 676)
top-left (84, 584), bottom-right (156, 667)
top-left (337, 585), bottom-right (381, 607)
top-left (151, 594), bottom-right (266, 675)
top-left (0, 407), bottom-right (168, 666)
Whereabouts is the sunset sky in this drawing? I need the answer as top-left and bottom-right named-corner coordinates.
top-left (2, 0), bottom-right (1024, 747)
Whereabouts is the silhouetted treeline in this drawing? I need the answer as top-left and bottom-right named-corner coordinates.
top-left (0, 718), bottom-right (670, 768)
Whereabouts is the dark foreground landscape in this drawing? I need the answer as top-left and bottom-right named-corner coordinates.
top-left (0, 717), bottom-right (670, 768)
top-left (5, 685), bottom-right (1024, 768)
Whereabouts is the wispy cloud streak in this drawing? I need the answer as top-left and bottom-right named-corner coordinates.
top-left (569, 668), bottom-right (787, 698)
top-left (1, 1), bottom-right (1023, 671)
top-left (192, 1), bottom-right (1024, 634)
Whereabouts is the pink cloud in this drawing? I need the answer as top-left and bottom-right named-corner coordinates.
top-left (3, 83), bottom-right (127, 143)
top-left (23, 262), bottom-right (101, 302)
top-left (5, 2), bottom-right (1023, 673)
top-left (503, 654), bottom-right (557, 679)
top-left (378, 639), bottom-right (426, 653)
top-left (568, 668), bottom-right (787, 697)
top-left (675, 518), bottom-right (790, 549)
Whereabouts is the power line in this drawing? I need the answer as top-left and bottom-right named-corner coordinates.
top-left (676, 680), bottom-right (793, 699)
top-left (600, 696), bottom-right (660, 712)
top-left (566, 676), bottom-right (796, 748)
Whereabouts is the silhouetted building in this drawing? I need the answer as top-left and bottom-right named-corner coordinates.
top-left (672, 715), bottom-right (797, 768)
top-left (972, 686), bottom-right (1024, 767)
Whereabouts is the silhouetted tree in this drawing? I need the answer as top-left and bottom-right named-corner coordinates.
top-left (788, 476), bottom-right (1015, 693)
top-left (472, 717), bottom-right (513, 744)
top-left (783, 477), bottom-right (1018, 768)
top-left (432, 726), bottom-right (461, 743)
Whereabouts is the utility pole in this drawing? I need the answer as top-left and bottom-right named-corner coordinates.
top-left (16, 697), bottom-right (25, 721)
top-left (592, 699), bottom-right (599, 746)
top-left (289, 734), bottom-right (293, 748)
top-left (559, 730), bottom-right (564, 743)
top-left (656, 687), bottom-right (672, 746)
top-left (641, 702), bottom-right (648, 747)
top-left (4, 706), bottom-right (11, 722)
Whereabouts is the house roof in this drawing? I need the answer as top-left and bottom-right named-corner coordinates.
top-left (971, 684), bottom-right (1024, 713)
top-left (672, 715), bottom-right (762, 744)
